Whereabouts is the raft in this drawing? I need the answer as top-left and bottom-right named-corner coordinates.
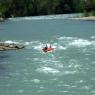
top-left (42, 48), bottom-right (54, 52)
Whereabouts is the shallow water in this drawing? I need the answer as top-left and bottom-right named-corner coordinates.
top-left (0, 15), bottom-right (95, 95)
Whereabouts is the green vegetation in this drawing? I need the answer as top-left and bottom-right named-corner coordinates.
top-left (0, 0), bottom-right (95, 18)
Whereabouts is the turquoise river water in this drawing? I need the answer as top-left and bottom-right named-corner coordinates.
top-left (0, 15), bottom-right (95, 95)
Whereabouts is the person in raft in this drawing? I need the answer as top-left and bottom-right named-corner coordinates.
top-left (43, 44), bottom-right (53, 52)
top-left (44, 45), bottom-right (48, 50)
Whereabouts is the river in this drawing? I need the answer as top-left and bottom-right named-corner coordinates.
top-left (0, 14), bottom-right (95, 95)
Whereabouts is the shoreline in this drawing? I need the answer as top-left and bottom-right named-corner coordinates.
top-left (1, 14), bottom-right (95, 21)
top-left (71, 16), bottom-right (95, 20)
top-left (0, 17), bottom-right (5, 22)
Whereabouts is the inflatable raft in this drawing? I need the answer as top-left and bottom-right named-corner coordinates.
top-left (42, 48), bottom-right (54, 52)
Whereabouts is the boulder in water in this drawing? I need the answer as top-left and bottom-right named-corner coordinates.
top-left (0, 42), bottom-right (25, 51)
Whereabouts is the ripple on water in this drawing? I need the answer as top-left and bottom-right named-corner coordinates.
top-left (63, 70), bottom-right (77, 75)
top-left (31, 79), bottom-right (40, 83)
top-left (81, 85), bottom-right (92, 90)
top-left (91, 90), bottom-right (95, 94)
top-left (68, 59), bottom-right (81, 68)
top-left (3, 36), bottom-right (95, 53)
top-left (3, 36), bottom-right (94, 95)
top-left (36, 67), bottom-right (60, 75)
top-left (57, 36), bottom-right (95, 48)
top-left (76, 80), bottom-right (84, 83)
top-left (17, 89), bottom-right (24, 93)
top-left (91, 36), bottom-right (95, 39)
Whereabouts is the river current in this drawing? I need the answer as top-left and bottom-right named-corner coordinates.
top-left (0, 15), bottom-right (95, 95)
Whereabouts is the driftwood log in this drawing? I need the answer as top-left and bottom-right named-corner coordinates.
top-left (0, 42), bottom-right (24, 51)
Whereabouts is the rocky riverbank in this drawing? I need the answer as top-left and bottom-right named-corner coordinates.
top-left (71, 16), bottom-right (95, 20)
top-left (0, 42), bottom-right (25, 51)
top-left (0, 17), bottom-right (4, 22)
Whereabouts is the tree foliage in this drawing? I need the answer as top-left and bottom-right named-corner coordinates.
top-left (0, 0), bottom-right (95, 18)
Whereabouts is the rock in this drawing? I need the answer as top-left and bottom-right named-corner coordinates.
top-left (0, 42), bottom-right (25, 51)
top-left (14, 45), bottom-right (25, 49)
top-left (0, 17), bottom-right (4, 22)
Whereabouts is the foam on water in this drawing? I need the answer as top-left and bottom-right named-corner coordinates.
top-left (36, 67), bottom-right (60, 74)
top-left (17, 89), bottom-right (24, 93)
top-left (63, 70), bottom-right (77, 75)
top-left (4, 40), bottom-right (19, 44)
top-left (91, 36), bottom-right (95, 39)
top-left (57, 36), bottom-right (95, 47)
top-left (1, 14), bottom-right (95, 95)
top-left (31, 79), bottom-right (40, 83)
top-left (8, 14), bottom-right (82, 21)
top-left (3, 36), bottom-right (95, 79)
top-left (3, 36), bottom-right (95, 52)
top-left (69, 39), bottom-right (94, 47)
